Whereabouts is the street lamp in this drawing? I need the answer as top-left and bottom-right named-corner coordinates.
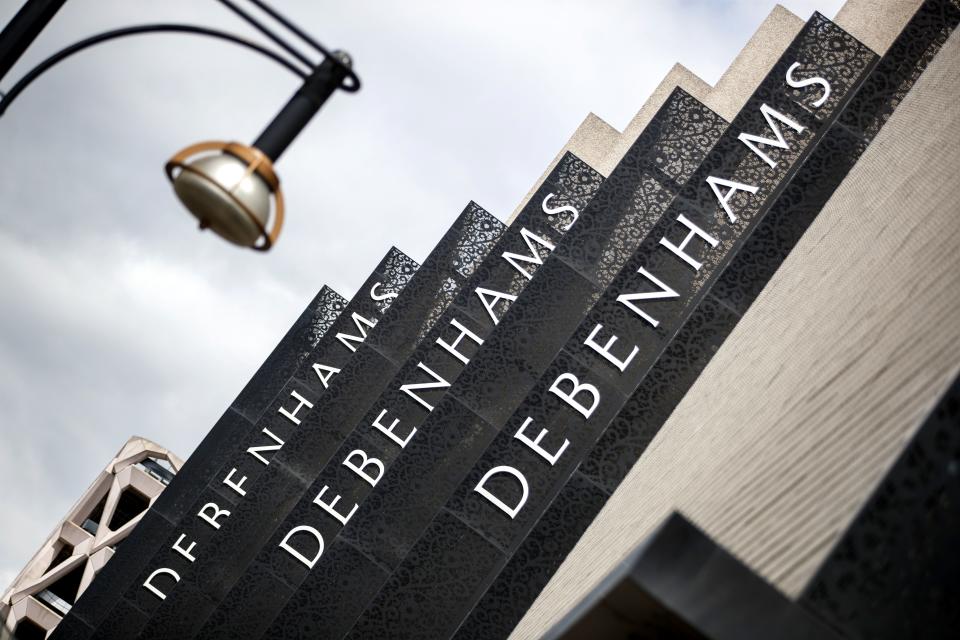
top-left (0, 0), bottom-right (361, 251)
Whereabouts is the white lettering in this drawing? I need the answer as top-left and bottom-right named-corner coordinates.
top-left (197, 503), bottom-right (230, 530)
top-left (343, 450), bottom-right (385, 487)
top-left (370, 281), bottom-right (399, 301)
top-left (502, 228), bottom-right (555, 280)
top-left (399, 362), bottom-right (451, 412)
top-left (247, 428), bottom-right (284, 466)
top-left (705, 176), bottom-right (759, 223)
top-left (436, 317), bottom-right (484, 365)
top-left (475, 287), bottom-right (518, 325)
top-left (786, 62), bottom-right (830, 107)
top-left (336, 312), bottom-right (377, 353)
top-left (541, 192), bottom-right (579, 230)
top-left (616, 267), bottom-right (681, 328)
top-left (279, 526), bottom-right (324, 569)
top-left (475, 466), bottom-right (529, 519)
top-left (313, 486), bottom-right (358, 526)
top-left (659, 214), bottom-right (719, 270)
top-left (143, 568), bottom-right (179, 601)
top-left (738, 103), bottom-right (805, 168)
top-left (222, 468), bottom-right (248, 497)
top-left (371, 408), bottom-right (416, 448)
top-left (549, 372), bottom-right (601, 419)
top-left (171, 534), bottom-right (197, 563)
top-left (514, 417), bottom-right (569, 466)
top-left (312, 363), bottom-right (341, 388)
top-left (584, 323), bottom-right (639, 372)
top-left (278, 389), bottom-right (313, 426)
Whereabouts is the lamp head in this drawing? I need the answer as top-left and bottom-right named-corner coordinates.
top-left (165, 141), bottom-right (285, 250)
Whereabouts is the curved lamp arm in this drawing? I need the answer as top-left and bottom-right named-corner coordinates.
top-left (0, 23), bottom-right (311, 116)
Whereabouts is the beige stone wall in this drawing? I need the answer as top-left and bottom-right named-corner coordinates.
top-left (707, 5), bottom-right (803, 121)
top-left (834, 0), bottom-right (924, 54)
top-left (512, 23), bottom-right (960, 640)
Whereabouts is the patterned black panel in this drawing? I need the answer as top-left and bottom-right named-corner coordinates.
top-left (192, 561), bottom-right (294, 640)
top-left (801, 375), bottom-right (960, 639)
top-left (766, 12), bottom-right (875, 122)
top-left (450, 259), bottom-right (603, 427)
top-left (275, 346), bottom-right (400, 479)
top-left (340, 398), bottom-right (497, 569)
top-left (329, 89), bottom-right (730, 640)
top-left (553, 90), bottom-right (726, 289)
top-left (137, 583), bottom-right (219, 640)
top-left (450, 201), bottom-right (509, 280)
top-left (446, 349), bottom-right (628, 551)
top-left (89, 597), bottom-right (149, 640)
top-left (839, 0), bottom-right (960, 140)
top-left (347, 510), bottom-right (505, 640)
top-left (261, 541), bottom-right (390, 640)
top-left (233, 285), bottom-right (348, 423)
top-left (149, 408), bottom-right (248, 523)
top-left (372, 247), bottom-right (421, 314)
top-left (547, 152), bottom-right (607, 228)
top-left (452, 474), bottom-right (607, 640)
top-left (367, 204), bottom-right (503, 365)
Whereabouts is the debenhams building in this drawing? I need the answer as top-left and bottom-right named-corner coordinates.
top-left (33, 0), bottom-right (960, 638)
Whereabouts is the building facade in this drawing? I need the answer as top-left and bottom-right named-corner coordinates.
top-left (21, 0), bottom-right (960, 638)
top-left (2, 438), bottom-right (181, 639)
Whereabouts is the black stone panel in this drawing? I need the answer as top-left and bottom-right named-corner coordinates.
top-left (192, 561), bottom-right (295, 640)
top-left (189, 463), bottom-right (309, 600)
top-left (137, 583), bottom-right (219, 640)
top-left (64, 248), bottom-right (421, 636)
top-left (89, 597), bottom-right (149, 640)
top-left (838, 0), bottom-right (960, 140)
top-left (553, 89), bottom-right (726, 289)
top-left (48, 614), bottom-right (94, 640)
top-left (232, 285), bottom-right (348, 423)
top-left (274, 346), bottom-right (401, 480)
top-left (452, 474), bottom-right (607, 640)
top-left (450, 259), bottom-right (604, 427)
top-left (340, 398), bottom-right (498, 570)
top-left (800, 374), bottom-right (960, 639)
top-left (347, 510), bottom-right (505, 640)
top-left (367, 203), bottom-right (503, 365)
top-left (445, 349), bottom-right (628, 551)
top-left (764, 12), bottom-right (875, 123)
top-left (149, 408), bottom-right (248, 523)
top-left (260, 541), bottom-right (390, 640)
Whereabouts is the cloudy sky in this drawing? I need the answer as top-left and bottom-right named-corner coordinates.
top-left (0, 0), bottom-right (843, 589)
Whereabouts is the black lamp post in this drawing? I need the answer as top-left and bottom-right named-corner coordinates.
top-left (0, 0), bottom-right (360, 251)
